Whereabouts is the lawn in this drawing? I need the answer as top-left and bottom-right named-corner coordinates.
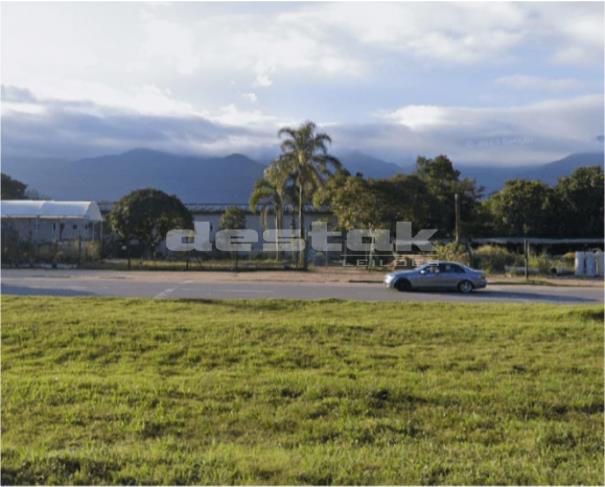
top-left (1, 296), bottom-right (603, 485)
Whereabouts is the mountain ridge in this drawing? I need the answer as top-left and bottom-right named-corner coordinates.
top-left (2, 149), bottom-right (602, 203)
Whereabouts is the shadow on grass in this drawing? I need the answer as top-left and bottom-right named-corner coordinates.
top-left (1, 285), bottom-right (95, 297)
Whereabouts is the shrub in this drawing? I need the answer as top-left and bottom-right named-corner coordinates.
top-left (472, 245), bottom-right (522, 273)
top-left (433, 243), bottom-right (471, 265)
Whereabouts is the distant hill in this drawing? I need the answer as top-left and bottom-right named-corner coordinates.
top-left (336, 151), bottom-right (410, 178)
top-left (1, 149), bottom-right (602, 203)
top-left (1, 149), bottom-right (266, 203)
top-left (458, 152), bottom-right (604, 195)
top-left (1, 149), bottom-right (409, 203)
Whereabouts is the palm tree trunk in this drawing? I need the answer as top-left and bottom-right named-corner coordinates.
top-left (342, 229), bottom-right (347, 266)
top-left (298, 183), bottom-right (306, 269)
top-left (274, 212), bottom-right (280, 262)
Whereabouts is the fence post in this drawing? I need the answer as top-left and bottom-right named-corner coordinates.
top-left (524, 239), bottom-right (529, 280)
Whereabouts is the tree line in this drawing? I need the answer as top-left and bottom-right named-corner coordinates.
top-left (247, 122), bottom-right (604, 256)
top-left (2, 120), bottom-right (603, 264)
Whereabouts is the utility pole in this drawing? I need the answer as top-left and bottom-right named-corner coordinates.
top-left (454, 193), bottom-right (461, 244)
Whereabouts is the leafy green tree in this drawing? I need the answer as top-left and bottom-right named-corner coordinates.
top-left (555, 166), bottom-right (604, 237)
top-left (1, 173), bottom-right (27, 199)
top-left (219, 206), bottom-right (246, 231)
top-left (220, 206), bottom-right (247, 270)
top-left (277, 121), bottom-right (341, 268)
top-left (318, 171), bottom-right (433, 266)
top-left (108, 189), bottom-right (192, 265)
top-left (327, 174), bottom-right (376, 231)
top-left (416, 154), bottom-right (460, 181)
top-left (249, 163), bottom-right (290, 260)
top-left (320, 171), bottom-right (432, 233)
top-left (415, 155), bottom-right (482, 239)
top-left (370, 174), bottom-right (432, 232)
top-left (485, 179), bottom-right (557, 237)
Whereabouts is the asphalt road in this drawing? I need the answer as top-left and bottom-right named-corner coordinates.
top-left (1, 269), bottom-right (603, 304)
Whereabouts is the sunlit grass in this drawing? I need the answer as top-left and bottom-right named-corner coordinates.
top-left (1, 297), bottom-right (603, 484)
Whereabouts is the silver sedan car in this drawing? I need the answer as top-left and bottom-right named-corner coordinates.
top-left (384, 261), bottom-right (487, 293)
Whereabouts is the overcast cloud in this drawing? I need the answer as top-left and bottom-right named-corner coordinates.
top-left (1, 2), bottom-right (603, 165)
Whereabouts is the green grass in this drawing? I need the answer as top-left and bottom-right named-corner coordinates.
top-left (1, 297), bottom-right (603, 485)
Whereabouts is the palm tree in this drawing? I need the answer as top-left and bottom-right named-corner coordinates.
top-left (277, 121), bottom-right (340, 268)
top-left (249, 163), bottom-right (289, 261)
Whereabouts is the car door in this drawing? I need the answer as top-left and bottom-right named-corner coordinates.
top-left (449, 264), bottom-right (467, 288)
top-left (435, 264), bottom-right (454, 289)
top-left (438, 263), bottom-right (457, 288)
top-left (415, 264), bottom-right (441, 289)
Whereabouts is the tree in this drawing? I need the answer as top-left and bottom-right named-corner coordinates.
top-left (277, 121), bottom-right (341, 268)
top-left (219, 206), bottom-right (246, 231)
top-left (108, 189), bottom-right (192, 267)
top-left (326, 174), bottom-right (376, 231)
top-left (1, 173), bottom-right (27, 199)
top-left (555, 166), bottom-right (604, 237)
top-left (484, 179), bottom-right (557, 237)
top-left (249, 163), bottom-right (289, 260)
top-left (220, 206), bottom-right (247, 270)
top-left (415, 155), bottom-right (482, 239)
top-left (318, 171), bottom-right (433, 266)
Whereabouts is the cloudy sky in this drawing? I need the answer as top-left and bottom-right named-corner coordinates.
top-left (1, 1), bottom-right (603, 165)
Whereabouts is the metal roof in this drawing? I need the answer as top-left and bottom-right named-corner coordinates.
top-left (97, 201), bottom-right (331, 215)
top-left (0, 200), bottom-right (104, 221)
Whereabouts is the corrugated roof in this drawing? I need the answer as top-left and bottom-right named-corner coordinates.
top-left (97, 201), bottom-right (331, 215)
top-left (0, 200), bottom-right (103, 221)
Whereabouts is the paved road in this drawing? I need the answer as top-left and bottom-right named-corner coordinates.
top-left (1, 269), bottom-right (602, 304)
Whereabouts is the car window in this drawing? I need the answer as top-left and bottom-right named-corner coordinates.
top-left (439, 264), bottom-right (464, 274)
top-left (426, 265), bottom-right (440, 273)
top-left (439, 263), bottom-right (465, 273)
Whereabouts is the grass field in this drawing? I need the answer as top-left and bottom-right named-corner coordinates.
top-left (1, 297), bottom-right (603, 485)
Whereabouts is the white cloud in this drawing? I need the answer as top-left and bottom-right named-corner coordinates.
top-left (242, 92), bottom-right (258, 103)
top-left (1, 101), bottom-right (46, 116)
top-left (254, 73), bottom-right (273, 88)
top-left (538, 5), bottom-right (604, 65)
top-left (380, 105), bottom-right (449, 130)
top-left (141, 15), bottom-right (200, 76)
top-left (1, 2), bottom-right (602, 115)
top-left (3, 84), bottom-right (601, 166)
top-left (374, 94), bottom-right (604, 163)
top-left (279, 2), bottom-right (526, 64)
top-left (495, 75), bottom-right (583, 92)
top-left (203, 103), bottom-right (279, 127)
top-left (1, 3), bottom-right (602, 165)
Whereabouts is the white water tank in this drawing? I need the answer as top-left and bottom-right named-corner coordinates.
top-left (575, 251), bottom-right (586, 276)
top-left (585, 252), bottom-right (597, 277)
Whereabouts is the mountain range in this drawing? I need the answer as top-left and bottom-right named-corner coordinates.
top-left (1, 149), bottom-right (602, 203)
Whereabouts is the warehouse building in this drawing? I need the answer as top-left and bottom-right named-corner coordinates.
top-left (1, 200), bottom-right (104, 264)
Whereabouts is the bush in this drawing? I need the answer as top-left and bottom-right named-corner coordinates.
top-left (562, 251), bottom-right (576, 267)
top-left (433, 243), bottom-right (471, 265)
top-left (472, 245), bottom-right (522, 273)
top-left (528, 252), bottom-right (556, 275)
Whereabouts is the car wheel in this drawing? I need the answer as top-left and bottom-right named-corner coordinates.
top-left (395, 279), bottom-right (411, 292)
top-left (458, 280), bottom-right (473, 294)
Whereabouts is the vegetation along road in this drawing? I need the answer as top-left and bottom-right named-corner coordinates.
top-left (1, 269), bottom-right (603, 304)
top-left (1, 297), bottom-right (603, 484)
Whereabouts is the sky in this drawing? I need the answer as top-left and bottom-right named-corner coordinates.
top-left (1, 1), bottom-right (604, 166)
